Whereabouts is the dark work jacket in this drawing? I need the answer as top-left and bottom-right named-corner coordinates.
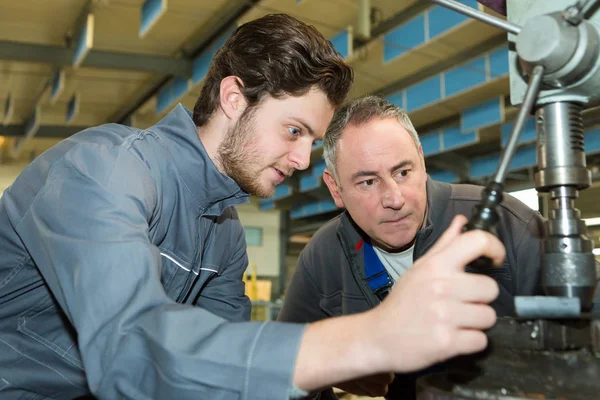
top-left (278, 178), bottom-right (545, 399)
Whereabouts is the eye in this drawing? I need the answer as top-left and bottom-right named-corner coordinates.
top-left (359, 179), bottom-right (376, 187)
top-left (288, 127), bottom-right (301, 137)
top-left (396, 169), bottom-right (410, 179)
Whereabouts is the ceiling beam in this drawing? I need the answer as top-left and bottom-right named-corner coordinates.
top-left (0, 41), bottom-right (192, 76)
top-left (110, 0), bottom-right (259, 124)
top-left (0, 124), bottom-right (87, 138)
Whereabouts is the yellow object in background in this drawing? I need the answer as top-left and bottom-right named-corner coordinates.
top-left (242, 263), bottom-right (272, 302)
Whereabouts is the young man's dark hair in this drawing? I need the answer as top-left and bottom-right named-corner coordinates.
top-left (193, 13), bottom-right (353, 127)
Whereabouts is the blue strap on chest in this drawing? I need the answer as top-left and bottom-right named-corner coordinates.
top-left (363, 241), bottom-right (393, 301)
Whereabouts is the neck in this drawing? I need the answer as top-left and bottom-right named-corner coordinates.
top-left (374, 238), bottom-right (416, 254)
top-left (197, 117), bottom-right (228, 174)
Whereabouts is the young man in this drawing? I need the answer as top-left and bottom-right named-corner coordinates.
top-left (0, 16), bottom-right (504, 400)
top-left (278, 96), bottom-right (544, 399)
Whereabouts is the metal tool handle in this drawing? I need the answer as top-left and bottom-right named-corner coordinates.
top-left (428, 0), bottom-right (522, 35)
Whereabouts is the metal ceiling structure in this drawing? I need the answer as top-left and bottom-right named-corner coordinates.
top-left (0, 0), bottom-right (599, 233)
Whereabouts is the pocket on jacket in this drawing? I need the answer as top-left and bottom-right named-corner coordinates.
top-left (159, 252), bottom-right (194, 301)
top-left (17, 295), bottom-right (83, 370)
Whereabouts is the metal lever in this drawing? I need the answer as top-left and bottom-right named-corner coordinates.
top-left (464, 65), bottom-right (545, 268)
top-left (428, 0), bottom-right (522, 35)
top-left (563, 0), bottom-right (600, 25)
top-left (494, 66), bottom-right (545, 184)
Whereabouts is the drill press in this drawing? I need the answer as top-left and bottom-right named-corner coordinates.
top-left (418, 1), bottom-right (600, 398)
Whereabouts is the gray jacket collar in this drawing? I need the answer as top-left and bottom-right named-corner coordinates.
top-left (149, 104), bottom-right (249, 215)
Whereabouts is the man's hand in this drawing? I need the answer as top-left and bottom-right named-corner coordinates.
top-left (365, 214), bottom-right (504, 373)
top-left (334, 372), bottom-right (394, 397)
top-left (293, 214), bottom-right (505, 392)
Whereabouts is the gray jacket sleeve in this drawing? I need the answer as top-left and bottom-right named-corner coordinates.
top-left (15, 143), bottom-right (306, 400)
top-left (278, 248), bottom-right (338, 400)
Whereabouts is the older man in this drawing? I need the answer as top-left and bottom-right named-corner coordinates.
top-left (278, 96), bottom-right (544, 399)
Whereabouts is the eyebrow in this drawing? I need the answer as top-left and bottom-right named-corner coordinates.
top-left (350, 160), bottom-right (414, 181)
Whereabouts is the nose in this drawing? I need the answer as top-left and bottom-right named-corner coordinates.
top-left (289, 140), bottom-right (312, 171)
top-left (381, 181), bottom-right (405, 210)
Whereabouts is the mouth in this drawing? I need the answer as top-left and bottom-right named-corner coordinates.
top-left (382, 215), bottom-right (409, 224)
top-left (272, 167), bottom-right (288, 182)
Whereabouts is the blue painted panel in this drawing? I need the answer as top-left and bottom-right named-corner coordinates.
top-left (192, 51), bottom-right (212, 84)
top-left (66, 93), bottom-right (79, 123)
top-left (156, 76), bottom-right (190, 114)
top-left (330, 29), bottom-right (350, 59)
top-left (585, 127), bottom-right (600, 154)
top-left (501, 118), bottom-right (536, 147)
top-left (140, 0), bottom-right (166, 37)
top-left (470, 153), bottom-right (499, 179)
top-left (386, 91), bottom-right (405, 109)
top-left (273, 184), bottom-right (293, 200)
top-left (383, 14), bottom-right (425, 63)
top-left (509, 145), bottom-right (536, 171)
top-left (490, 45), bottom-right (509, 77)
top-left (461, 98), bottom-right (501, 132)
top-left (443, 126), bottom-right (478, 150)
top-left (300, 174), bottom-right (319, 192)
top-left (406, 75), bottom-right (441, 111)
top-left (50, 70), bottom-right (65, 104)
top-left (312, 159), bottom-right (327, 176)
top-left (471, 144), bottom-right (536, 179)
top-left (73, 14), bottom-right (94, 67)
top-left (429, 169), bottom-right (459, 183)
top-left (192, 25), bottom-right (236, 84)
top-left (428, 0), bottom-right (479, 38)
top-left (291, 200), bottom-right (338, 219)
top-left (259, 199), bottom-right (275, 211)
top-left (444, 57), bottom-right (486, 97)
top-left (420, 131), bottom-right (442, 156)
top-left (312, 140), bottom-right (323, 151)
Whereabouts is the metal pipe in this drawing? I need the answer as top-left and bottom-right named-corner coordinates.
top-left (429, 0), bottom-right (522, 35)
top-left (494, 65), bottom-right (544, 183)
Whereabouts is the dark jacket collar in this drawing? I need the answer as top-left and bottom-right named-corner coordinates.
top-left (148, 104), bottom-right (249, 215)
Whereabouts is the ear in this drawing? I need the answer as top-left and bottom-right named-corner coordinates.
top-left (418, 144), bottom-right (427, 174)
top-left (219, 76), bottom-right (248, 121)
top-left (323, 168), bottom-right (345, 208)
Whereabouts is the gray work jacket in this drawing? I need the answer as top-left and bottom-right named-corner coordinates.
top-left (278, 178), bottom-right (545, 399)
top-left (0, 104), bottom-right (306, 399)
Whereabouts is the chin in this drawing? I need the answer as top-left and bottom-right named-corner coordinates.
top-left (254, 183), bottom-right (277, 199)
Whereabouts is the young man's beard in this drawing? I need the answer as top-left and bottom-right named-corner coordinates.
top-left (217, 107), bottom-right (274, 198)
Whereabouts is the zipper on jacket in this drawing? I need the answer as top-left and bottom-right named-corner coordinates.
top-left (175, 212), bottom-right (207, 304)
